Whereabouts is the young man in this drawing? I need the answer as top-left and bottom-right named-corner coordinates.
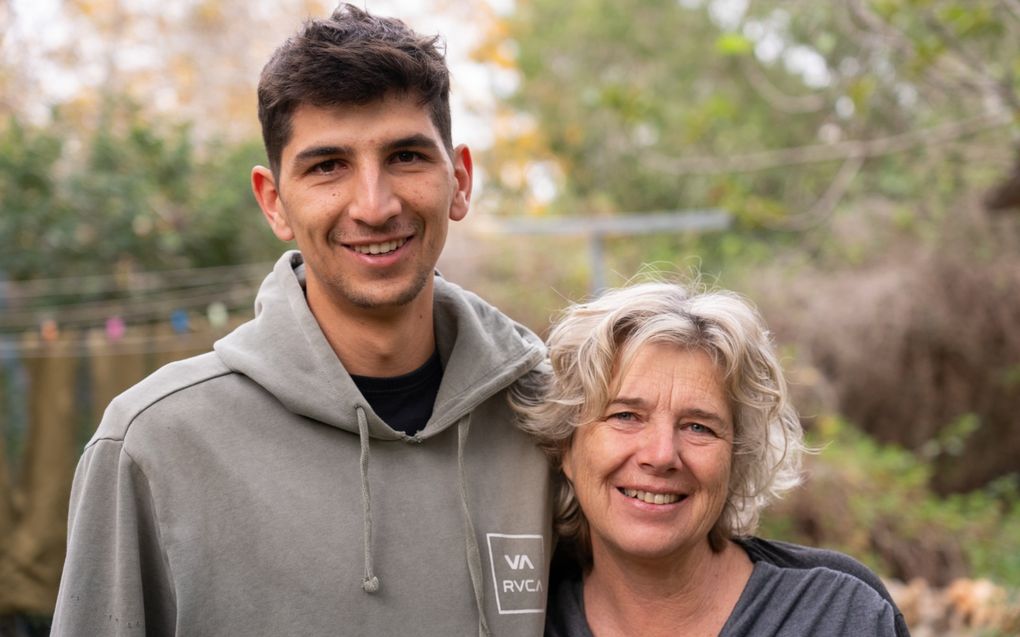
top-left (51, 6), bottom-right (552, 635)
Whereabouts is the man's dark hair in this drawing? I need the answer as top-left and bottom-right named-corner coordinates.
top-left (257, 3), bottom-right (452, 177)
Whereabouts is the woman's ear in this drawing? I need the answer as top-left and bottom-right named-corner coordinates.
top-left (560, 442), bottom-right (575, 483)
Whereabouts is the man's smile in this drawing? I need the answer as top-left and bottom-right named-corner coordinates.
top-left (349, 237), bottom-right (409, 255)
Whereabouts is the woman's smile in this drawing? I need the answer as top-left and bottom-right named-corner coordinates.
top-left (563, 343), bottom-right (734, 564)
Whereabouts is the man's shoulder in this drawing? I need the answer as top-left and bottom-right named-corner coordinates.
top-left (433, 275), bottom-right (545, 366)
top-left (89, 351), bottom-right (232, 446)
top-left (433, 274), bottom-right (509, 321)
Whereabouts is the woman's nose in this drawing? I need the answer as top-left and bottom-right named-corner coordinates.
top-left (636, 421), bottom-right (680, 473)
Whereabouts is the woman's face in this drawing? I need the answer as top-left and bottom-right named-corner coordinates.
top-left (562, 343), bottom-right (734, 565)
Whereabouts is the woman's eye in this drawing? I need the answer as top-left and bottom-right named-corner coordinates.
top-left (687, 423), bottom-right (714, 435)
top-left (609, 411), bottom-right (636, 422)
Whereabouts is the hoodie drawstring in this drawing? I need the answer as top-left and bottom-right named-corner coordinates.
top-left (356, 406), bottom-right (380, 593)
top-left (355, 408), bottom-right (490, 634)
top-left (457, 415), bottom-right (492, 637)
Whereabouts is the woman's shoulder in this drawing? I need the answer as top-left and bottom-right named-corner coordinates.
top-left (735, 536), bottom-right (887, 590)
top-left (723, 557), bottom-right (897, 636)
top-left (732, 536), bottom-right (909, 637)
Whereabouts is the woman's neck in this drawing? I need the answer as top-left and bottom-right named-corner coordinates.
top-left (583, 539), bottom-right (753, 637)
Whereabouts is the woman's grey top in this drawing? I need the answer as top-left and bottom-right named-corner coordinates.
top-left (545, 537), bottom-right (907, 637)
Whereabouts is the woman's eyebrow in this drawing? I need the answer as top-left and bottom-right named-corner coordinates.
top-left (606, 396), bottom-right (646, 408)
top-left (677, 408), bottom-right (726, 424)
top-left (609, 398), bottom-right (727, 424)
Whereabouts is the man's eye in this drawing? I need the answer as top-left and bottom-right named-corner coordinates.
top-left (311, 160), bottom-right (339, 174)
top-left (393, 151), bottom-right (421, 163)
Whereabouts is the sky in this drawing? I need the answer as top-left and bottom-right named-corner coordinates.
top-left (4, 0), bottom-right (509, 148)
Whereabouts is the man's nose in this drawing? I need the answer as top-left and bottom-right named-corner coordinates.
top-left (348, 166), bottom-right (401, 226)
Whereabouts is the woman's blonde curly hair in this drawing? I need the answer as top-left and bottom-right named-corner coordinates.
top-left (512, 281), bottom-right (805, 558)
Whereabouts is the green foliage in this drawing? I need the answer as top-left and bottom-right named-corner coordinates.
top-left (759, 417), bottom-right (1020, 587)
top-left (482, 0), bottom-right (1019, 262)
top-left (0, 100), bottom-right (280, 281)
top-left (715, 33), bottom-right (753, 57)
top-left (920, 412), bottom-right (982, 460)
top-left (0, 119), bottom-right (68, 279)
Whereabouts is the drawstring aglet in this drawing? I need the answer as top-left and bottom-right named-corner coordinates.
top-left (362, 576), bottom-right (380, 593)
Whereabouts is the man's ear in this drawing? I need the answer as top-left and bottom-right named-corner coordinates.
top-left (449, 144), bottom-right (473, 222)
top-left (252, 165), bottom-right (294, 242)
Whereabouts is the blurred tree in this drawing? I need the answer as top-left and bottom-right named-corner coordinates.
top-left (472, 0), bottom-right (1020, 498)
top-left (11, 0), bottom-right (329, 141)
top-left (0, 0), bottom-right (343, 281)
top-left (477, 0), bottom-right (1019, 237)
top-left (0, 103), bottom-right (279, 281)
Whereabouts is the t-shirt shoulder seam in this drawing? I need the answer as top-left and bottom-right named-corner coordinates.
top-left (766, 562), bottom-right (897, 607)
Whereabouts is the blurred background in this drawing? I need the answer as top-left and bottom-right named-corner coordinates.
top-left (2, 0), bottom-right (1019, 635)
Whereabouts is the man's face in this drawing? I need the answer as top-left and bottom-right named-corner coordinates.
top-left (252, 95), bottom-right (472, 315)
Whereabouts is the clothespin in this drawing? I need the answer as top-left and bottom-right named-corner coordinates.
top-left (105, 316), bottom-right (126, 342)
top-left (207, 301), bottom-right (228, 329)
top-left (41, 318), bottom-right (59, 342)
top-left (170, 310), bottom-right (190, 334)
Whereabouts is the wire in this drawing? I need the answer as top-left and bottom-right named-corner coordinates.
top-left (1, 328), bottom-right (236, 359)
top-left (0, 285), bottom-right (257, 331)
top-left (1, 261), bottom-right (273, 300)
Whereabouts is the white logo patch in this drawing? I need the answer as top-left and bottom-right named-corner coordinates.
top-left (504, 554), bottom-right (535, 570)
top-left (486, 533), bottom-right (545, 615)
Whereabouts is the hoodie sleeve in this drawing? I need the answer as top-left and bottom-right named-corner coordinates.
top-left (51, 439), bottom-right (176, 637)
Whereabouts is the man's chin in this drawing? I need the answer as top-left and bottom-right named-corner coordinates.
top-left (340, 275), bottom-right (433, 311)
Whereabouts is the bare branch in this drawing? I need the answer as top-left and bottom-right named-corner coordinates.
top-left (739, 55), bottom-right (828, 114)
top-left (845, 0), bottom-right (914, 54)
top-left (780, 152), bottom-right (866, 231)
top-left (922, 11), bottom-right (1020, 111)
top-left (844, 0), bottom-right (1009, 109)
top-left (1002, 0), bottom-right (1020, 21)
top-left (646, 111), bottom-right (1013, 176)
top-left (807, 152), bottom-right (866, 218)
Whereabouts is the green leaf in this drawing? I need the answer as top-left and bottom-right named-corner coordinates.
top-left (714, 33), bottom-right (753, 56)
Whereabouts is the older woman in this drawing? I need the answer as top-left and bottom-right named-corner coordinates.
top-left (515, 282), bottom-right (907, 637)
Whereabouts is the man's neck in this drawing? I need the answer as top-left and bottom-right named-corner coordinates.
top-left (306, 281), bottom-right (436, 378)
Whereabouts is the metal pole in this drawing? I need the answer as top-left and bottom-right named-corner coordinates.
top-left (588, 233), bottom-right (606, 295)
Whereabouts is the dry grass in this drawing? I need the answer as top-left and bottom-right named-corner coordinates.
top-left (752, 203), bottom-right (1020, 493)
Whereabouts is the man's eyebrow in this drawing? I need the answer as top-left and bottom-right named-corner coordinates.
top-left (383, 133), bottom-right (442, 153)
top-left (292, 145), bottom-right (350, 167)
top-left (290, 134), bottom-right (443, 169)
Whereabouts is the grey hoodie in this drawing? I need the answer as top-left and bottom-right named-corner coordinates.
top-left (52, 251), bottom-right (554, 636)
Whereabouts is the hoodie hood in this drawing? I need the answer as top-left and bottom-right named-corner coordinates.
top-left (214, 251), bottom-right (545, 441)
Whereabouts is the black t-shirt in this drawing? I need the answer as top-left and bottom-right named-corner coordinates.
top-left (350, 349), bottom-right (443, 436)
